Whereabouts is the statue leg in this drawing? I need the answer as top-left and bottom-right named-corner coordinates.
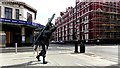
top-left (41, 49), bottom-right (47, 64)
top-left (36, 42), bottom-right (47, 63)
top-left (46, 42), bottom-right (49, 49)
top-left (36, 51), bottom-right (42, 61)
top-left (36, 55), bottom-right (40, 61)
top-left (36, 42), bottom-right (42, 61)
top-left (34, 45), bottom-right (38, 51)
top-left (36, 46), bottom-right (42, 61)
top-left (41, 42), bottom-right (47, 64)
top-left (43, 55), bottom-right (47, 64)
top-left (34, 41), bottom-right (39, 51)
top-left (37, 49), bottom-right (46, 63)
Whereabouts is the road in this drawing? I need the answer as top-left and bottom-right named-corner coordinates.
top-left (48, 44), bottom-right (118, 63)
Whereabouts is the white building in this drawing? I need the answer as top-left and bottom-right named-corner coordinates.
top-left (0, 0), bottom-right (37, 21)
top-left (0, 0), bottom-right (43, 47)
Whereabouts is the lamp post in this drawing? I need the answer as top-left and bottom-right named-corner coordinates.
top-left (79, 1), bottom-right (85, 53)
top-left (74, 0), bottom-right (78, 53)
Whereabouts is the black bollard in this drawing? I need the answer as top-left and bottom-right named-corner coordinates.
top-left (74, 41), bottom-right (78, 53)
top-left (80, 42), bottom-right (85, 53)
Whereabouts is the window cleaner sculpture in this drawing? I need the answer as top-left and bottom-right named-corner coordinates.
top-left (32, 14), bottom-right (57, 64)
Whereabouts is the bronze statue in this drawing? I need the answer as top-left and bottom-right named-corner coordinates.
top-left (32, 14), bottom-right (57, 64)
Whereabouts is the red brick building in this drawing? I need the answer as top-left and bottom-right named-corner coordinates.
top-left (55, 0), bottom-right (120, 44)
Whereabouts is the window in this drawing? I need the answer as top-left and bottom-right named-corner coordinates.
top-left (27, 12), bottom-right (32, 22)
top-left (85, 34), bottom-right (87, 39)
top-left (5, 7), bottom-right (12, 19)
top-left (15, 9), bottom-right (19, 19)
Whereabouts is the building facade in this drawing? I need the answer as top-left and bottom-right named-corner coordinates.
top-left (55, 0), bottom-right (120, 44)
top-left (0, 0), bottom-right (43, 47)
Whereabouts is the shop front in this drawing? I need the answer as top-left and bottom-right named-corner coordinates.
top-left (0, 18), bottom-right (43, 47)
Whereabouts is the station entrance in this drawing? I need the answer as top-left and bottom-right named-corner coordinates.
top-left (2, 24), bottom-right (34, 47)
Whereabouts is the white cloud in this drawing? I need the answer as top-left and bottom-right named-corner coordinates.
top-left (17, 0), bottom-right (75, 25)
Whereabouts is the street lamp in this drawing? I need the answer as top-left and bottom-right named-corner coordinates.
top-left (74, 0), bottom-right (78, 53)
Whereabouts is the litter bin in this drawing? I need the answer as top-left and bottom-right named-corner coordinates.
top-left (80, 42), bottom-right (85, 53)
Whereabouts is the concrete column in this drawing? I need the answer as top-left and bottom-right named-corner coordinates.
top-left (21, 27), bottom-right (25, 43)
top-left (1, 6), bottom-right (4, 18)
top-left (12, 8), bottom-right (15, 19)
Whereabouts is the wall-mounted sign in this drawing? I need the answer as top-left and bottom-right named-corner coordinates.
top-left (0, 18), bottom-right (44, 28)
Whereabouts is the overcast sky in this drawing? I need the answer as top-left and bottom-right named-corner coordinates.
top-left (17, 0), bottom-right (75, 25)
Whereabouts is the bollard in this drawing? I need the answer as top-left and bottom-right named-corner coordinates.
top-left (74, 42), bottom-right (78, 53)
top-left (15, 43), bottom-right (17, 54)
top-left (80, 42), bottom-right (85, 53)
top-left (74, 43), bottom-right (78, 53)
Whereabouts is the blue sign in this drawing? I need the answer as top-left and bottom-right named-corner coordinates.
top-left (26, 22), bottom-right (32, 25)
top-left (18, 20), bottom-right (26, 24)
top-left (11, 19), bottom-right (18, 23)
top-left (0, 18), bottom-right (44, 28)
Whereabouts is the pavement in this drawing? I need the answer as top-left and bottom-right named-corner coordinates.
top-left (0, 52), bottom-right (34, 66)
top-left (0, 44), bottom-right (119, 67)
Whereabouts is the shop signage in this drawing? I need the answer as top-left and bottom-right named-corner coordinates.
top-left (0, 18), bottom-right (43, 27)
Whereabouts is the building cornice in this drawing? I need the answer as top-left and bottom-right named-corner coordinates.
top-left (1, 0), bottom-right (37, 13)
top-left (1, 0), bottom-right (37, 19)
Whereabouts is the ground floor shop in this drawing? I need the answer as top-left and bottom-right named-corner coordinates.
top-left (0, 18), bottom-right (43, 47)
top-left (1, 24), bottom-right (35, 47)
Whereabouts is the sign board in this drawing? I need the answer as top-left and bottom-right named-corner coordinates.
top-left (0, 18), bottom-right (44, 27)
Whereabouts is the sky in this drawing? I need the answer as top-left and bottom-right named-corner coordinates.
top-left (17, 0), bottom-right (75, 25)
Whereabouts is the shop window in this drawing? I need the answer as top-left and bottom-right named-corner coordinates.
top-left (5, 7), bottom-right (12, 19)
top-left (27, 12), bottom-right (32, 22)
top-left (15, 9), bottom-right (19, 19)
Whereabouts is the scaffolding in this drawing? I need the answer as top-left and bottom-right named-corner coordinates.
top-left (91, 10), bottom-right (120, 43)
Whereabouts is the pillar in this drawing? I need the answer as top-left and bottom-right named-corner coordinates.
top-left (21, 27), bottom-right (25, 43)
